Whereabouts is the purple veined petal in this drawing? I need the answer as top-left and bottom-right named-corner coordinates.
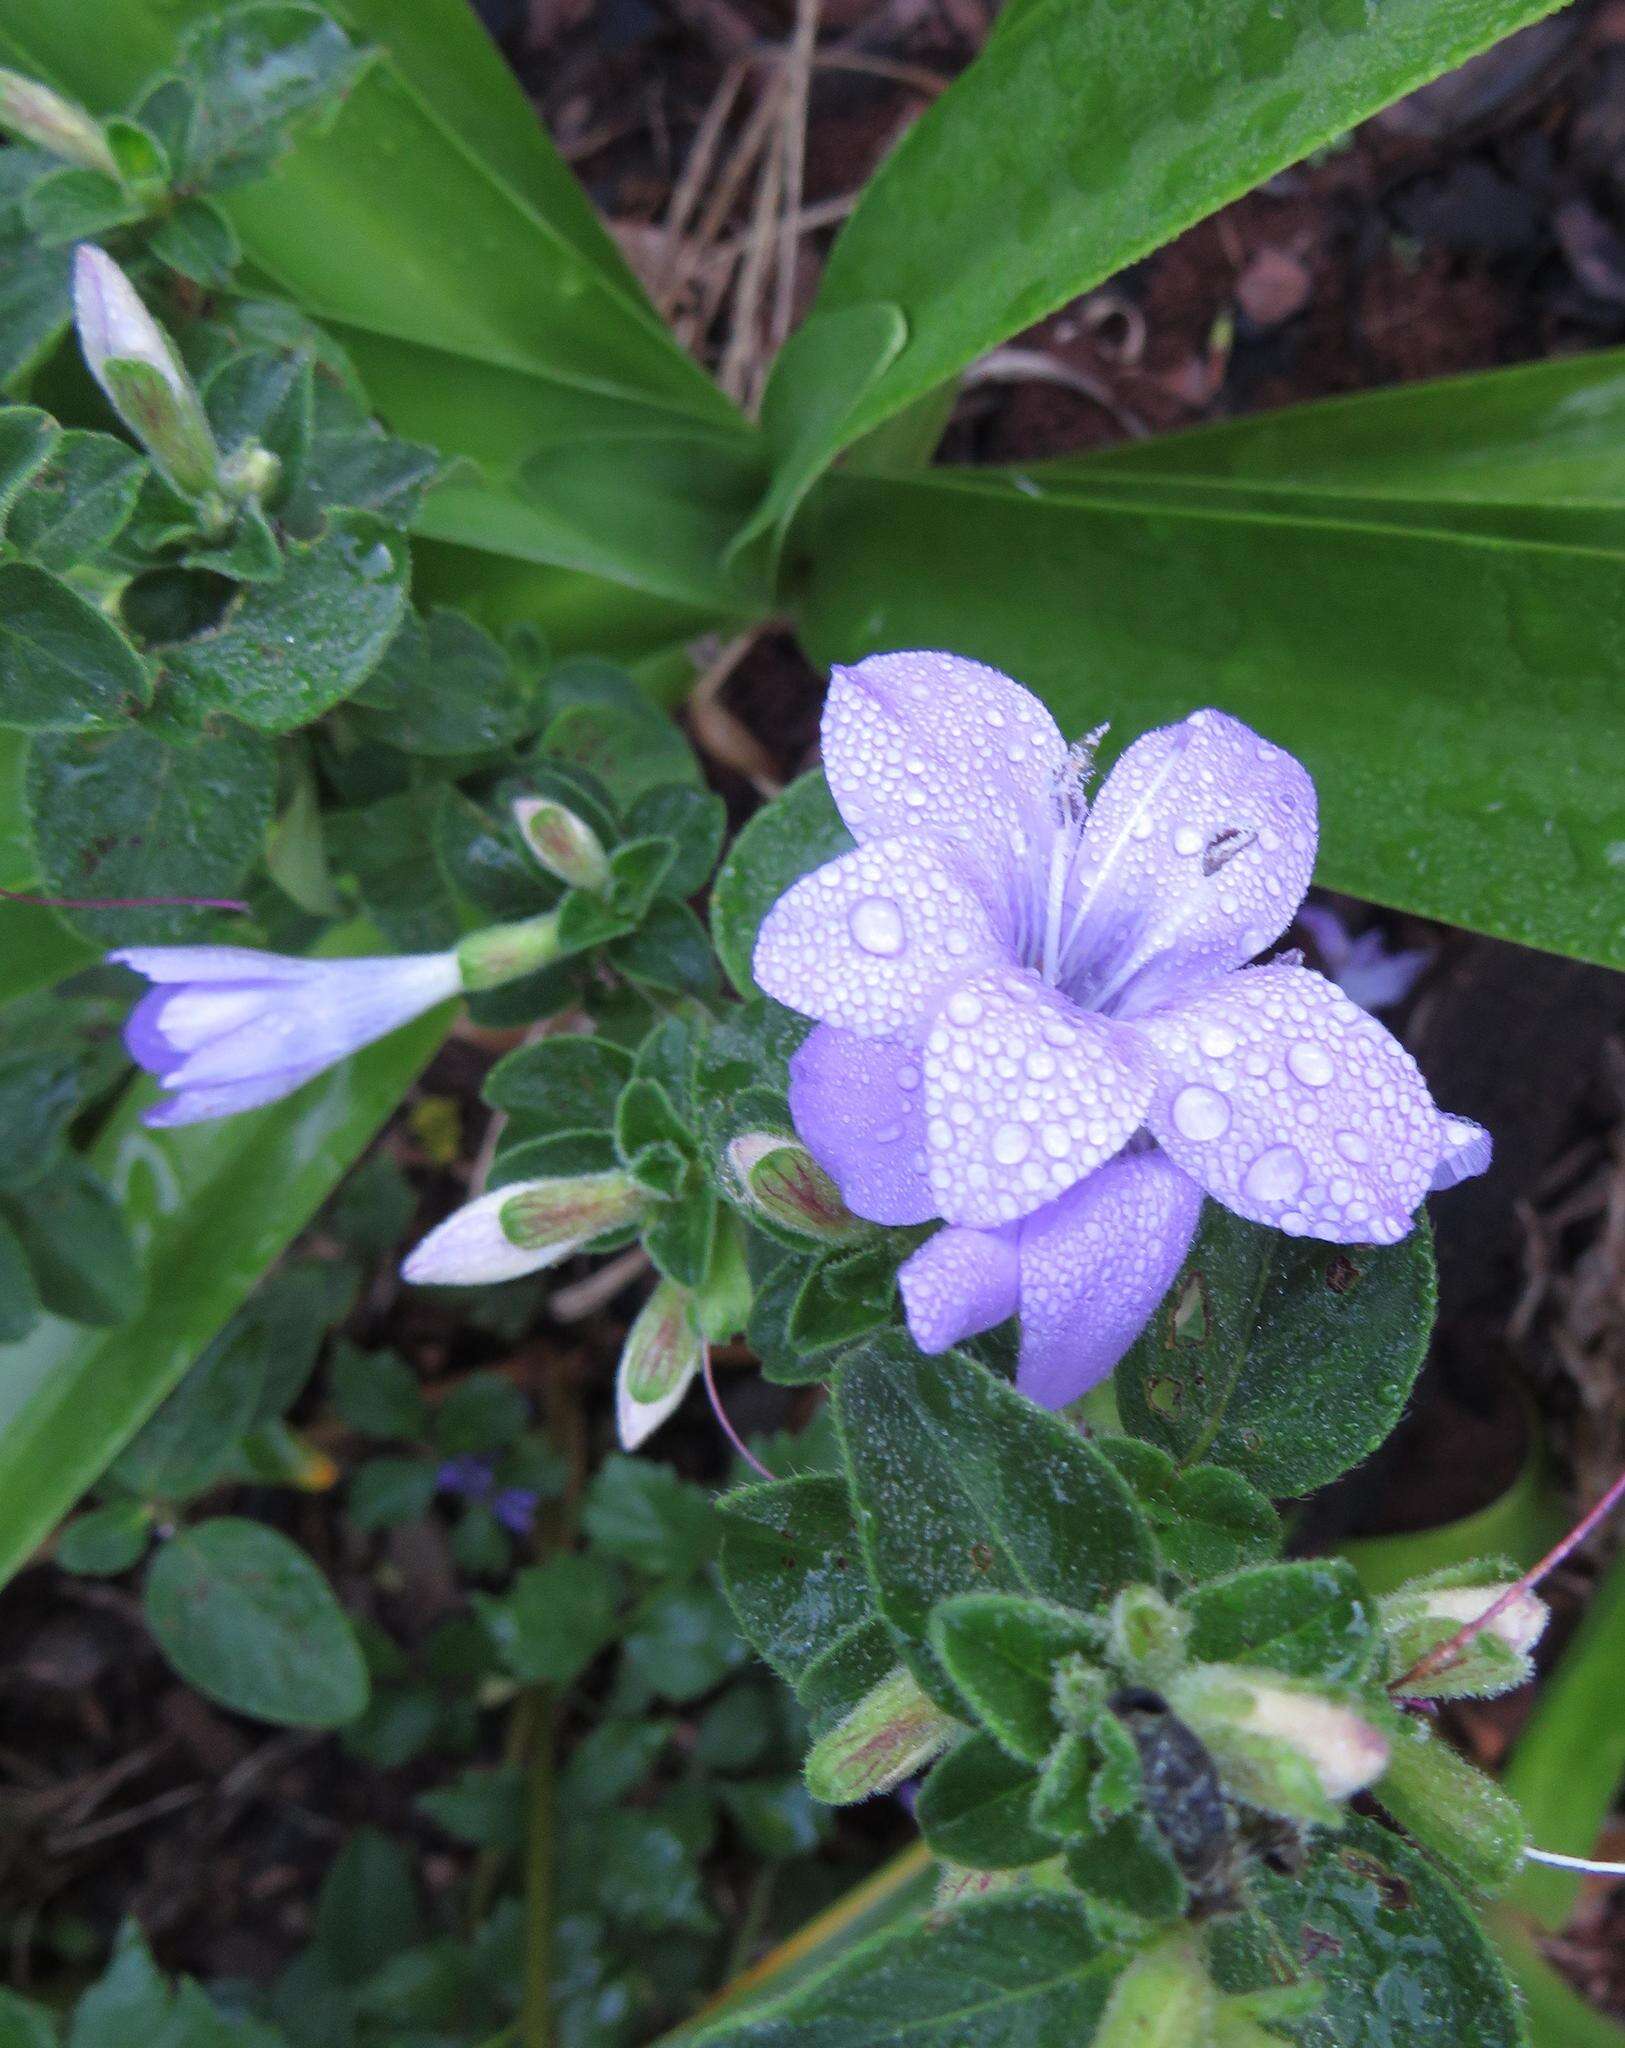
top-left (140, 1059), bottom-right (330, 1127)
top-left (919, 966), bottom-right (1156, 1228)
top-left (1063, 710), bottom-right (1317, 1013)
top-left (1140, 963), bottom-right (1440, 1244)
top-left (161, 954), bottom-right (460, 1090)
top-left (1015, 1151), bottom-right (1202, 1409)
top-left (753, 832), bottom-right (1004, 1040)
top-left (898, 1223), bottom-right (1019, 1353)
top-left (821, 652), bottom-right (1068, 884)
top-left (110, 945), bottom-right (331, 984)
top-left (125, 981), bottom-right (280, 1077)
top-left (1430, 1114), bottom-right (1491, 1191)
top-left (788, 1024), bottom-right (936, 1226)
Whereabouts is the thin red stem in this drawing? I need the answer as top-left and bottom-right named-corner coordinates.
top-left (701, 1344), bottom-right (771, 1480)
top-left (0, 884), bottom-right (250, 913)
top-left (1393, 1462), bottom-right (1625, 1691)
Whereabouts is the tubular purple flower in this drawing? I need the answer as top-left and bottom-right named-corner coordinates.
top-left (753, 652), bottom-right (1490, 1410)
top-left (111, 944), bottom-right (462, 1127)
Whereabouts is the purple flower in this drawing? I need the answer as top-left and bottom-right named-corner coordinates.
top-left (752, 653), bottom-right (1489, 1409)
top-left (111, 944), bottom-right (462, 1127)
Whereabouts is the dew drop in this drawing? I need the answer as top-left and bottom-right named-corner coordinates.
top-left (1287, 1041), bottom-right (1335, 1088)
top-left (1334, 1129), bottom-right (1370, 1164)
top-left (1173, 824), bottom-right (1202, 856)
top-left (1199, 1024), bottom-right (1238, 1058)
top-left (849, 897), bottom-right (905, 955)
top-left (1171, 1084), bottom-right (1231, 1142)
top-left (947, 988), bottom-right (984, 1026)
top-left (992, 1124), bottom-right (1031, 1165)
top-left (1041, 1125), bottom-right (1072, 1158)
top-left (1244, 1144), bottom-right (1306, 1204)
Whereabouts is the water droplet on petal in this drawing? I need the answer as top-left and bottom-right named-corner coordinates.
top-left (1287, 1041), bottom-right (1334, 1087)
top-left (849, 897), bottom-right (905, 955)
top-left (1173, 824), bottom-right (1202, 856)
top-left (1244, 1144), bottom-right (1306, 1204)
top-left (1334, 1129), bottom-right (1370, 1164)
top-left (1172, 1084), bottom-right (1231, 1142)
top-left (1198, 1024), bottom-right (1238, 1058)
top-left (946, 987), bottom-right (983, 1026)
top-left (992, 1124), bottom-right (1031, 1165)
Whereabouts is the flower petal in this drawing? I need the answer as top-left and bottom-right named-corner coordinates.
top-left (110, 945), bottom-right (328, 984)
top-left (126, 982), bottom-right (275, 1074)
top-left (401, 1186), bottom-right (571, 1285)
top-left (140, 1060), bottom-right (329, 1127)
top-left (822, 653), bottom-right (1067, 869)
top-left (788, 1024), bottom-right (935, 1225)
top-left (1065, 710), bottom-right (1317, 1011)
top-left (753, 833), bottom-right (1003, 1039)
top-left (919, 967), bottom-right (1155, 1227)
top-left (162, 954), bottom-right (459, 1090)
top-left (1430, 1114), bottom-right (1491, 1192)
top-left (1015, 1152), bottom-right (1202, 1409)
top-left (1140, 964), bottom-right (1440, 1242)
top-left (899, 1223), bottom-right (1020, 1353)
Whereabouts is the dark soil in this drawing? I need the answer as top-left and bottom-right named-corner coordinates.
top-left (5, 0), bottom-right (1624, 2020)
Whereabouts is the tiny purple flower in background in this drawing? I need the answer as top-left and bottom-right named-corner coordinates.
top-left (112, 944), bottom-right (461, 1127)
top-left (753, 652), bottom-right (1490, 1411)
top-left (1295, 900), bottom-right (1432, 1016)
top-left (434, 1455), bottom-right (540, 1537)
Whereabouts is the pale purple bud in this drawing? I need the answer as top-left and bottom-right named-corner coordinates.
top-left (73, 245), bottom-right (218, 498)
top-left (1412, 1585), bottom-right (1548, 1657)
top-left (1378, 1578), bottom-right (1549, 1698)
top-left (0, 71), bottom-right (117, 174)
top-left (616, 1278), bottom-right (702, 1450)
top-left (402, 1171), bottom-right (646, 1286)
top-left (725, 1133), bottom-right (865, 1243)
top-left (513, 797), bottom-right (609, 894)
top-left (110, 945), bottom-right (462, 1128)
top-left (803, 1665), bottom-right (959, 1806)
top-left (1171, 1666), bottom-right (1389, 1821)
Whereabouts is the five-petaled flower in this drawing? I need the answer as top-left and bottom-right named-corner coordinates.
top-left (112, 945), bottom-right (462, 1127)
top-left (752, 652), bottom-right (1489, 1410)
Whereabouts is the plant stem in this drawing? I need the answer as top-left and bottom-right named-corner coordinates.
top-left (520, 1684), bottom-right (558, 2048)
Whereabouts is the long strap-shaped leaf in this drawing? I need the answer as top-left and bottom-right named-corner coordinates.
top-left (0, 938), bottom-right (450, 1590)
top-left (794, 464), bottom-right (1625, 970)
top-left (752, 0), bottom-right (1570, 508)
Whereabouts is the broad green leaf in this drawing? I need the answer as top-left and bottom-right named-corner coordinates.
top-left (915, 1732), bottom-right (1050, 1869)
top-left (477, 1551), bottom-right (621, 1687)
top-left (1179, 1558), bottom-right (1375, 1687)
top-left (0, 560), bottom-right (150, 731)
top-left (930, 1592), bottom-right (1095, 1763)
top-left (580, 1454), bottom-right (715, 1578)
top-left (143, 1515), bottom-right (369, 1727)
top-left (350, 604), bottom-right (536, 754)
top-left (1094, 1437), bottom-right (1281, 1582)
top-left (834, 1338), bottom-right (1153, 1708)
top-left (160, 512), bottom-right (409, 730)
top-left (718, 1472), bottom-right (878, 1709)
top-left (621, 1576), bottom-right (748, 1703)
top-left (26, 721), bottom-right (274, 942)
top-left (688, 1891), bottom-right (1121, 2047)
top-left (0, 927), bottom-right (450, 1591)
top-left (1212, 1816), bottom-right (1524, 2048)
top-left (711, 770), bottom-right (853, 998)
top-left (0, 403), bottom-right (56, 514)
top-left (0, 1211), bottom-right (40, 1342)
top-left (1071, 346), bottom-right (1625, 504)
top-left (795, 466), bottom-right (1625, 969)
top-left (0, 180), bottom-right (71, 394)
top-left (313, 1827), bottom-right (422, 1988)
top-left (112, 1308), bottom-right (271, 1501)
top-left (1114, 1205), bottom-right (1435, 1496)
top-left (794, 0), bottom-right (1571, 463)
top-left (5, 430), bottom-right (147, 574)
top-left (484, 1033), bottom-right (633, 1136)
top-left (0, 726), bottom-right (96, 996)
top-left (4, 1158), bottom-right (139, 1326)
top-left (170, 2), bottom-right (365, 190)
top-left (55, 1498), bottom-right (151, 1576)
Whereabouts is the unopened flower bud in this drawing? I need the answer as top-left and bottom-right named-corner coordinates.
top-left (0, 70), bottom-right (118, 174)
top-left (804, 1665), bottom-right (958, 1806)
top-left (456, 909), bottom-right (564, 992)
top-left (217, 441), bottom-right (282, 504)
top-left (72, 245), bottom-right (218, 498)
top-left (402, 1171), bottom-right (645, 1286)
top-left (726, 1133), bottom-right (864, 1243)
top-left (1106, 1583), bottom-right (1188, 1686)
top-left (1379, 1576), bottom-right (1549, 1700)
top-left (513, 797), bottom-right (610, 894)
top-left (1376, 1717), bottom-right (1527, 1895)
top-left (1095, 1935), bottom-right (1214, 2048)
top-left (1171, 1666), bottom-right (1389, 1823)
top-left (617, 1279), bottom-right (702, 1451)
